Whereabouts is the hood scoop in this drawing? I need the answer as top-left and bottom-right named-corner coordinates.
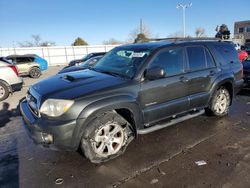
top-left (61, 74), bottom-right (93, 82)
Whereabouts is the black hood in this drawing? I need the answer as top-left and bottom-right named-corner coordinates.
top-left (58, 66), bottom-right (86, 74)
top-left (32, 69), bottom-right (127, 100)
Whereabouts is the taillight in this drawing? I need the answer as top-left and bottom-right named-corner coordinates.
top-left (8, 65), bottom-right (19, 76)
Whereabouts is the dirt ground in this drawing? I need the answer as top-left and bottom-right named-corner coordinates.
top-left (0, 66), bottom-right (250, 188)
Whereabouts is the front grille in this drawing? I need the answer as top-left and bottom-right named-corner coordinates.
top-left (26, 91), bottom-right (40, 117)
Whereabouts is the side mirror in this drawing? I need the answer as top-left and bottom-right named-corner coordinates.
top-left (89, 59), bottom-right (97, 66)
top-left (145, 67), bottom-right (165, 80)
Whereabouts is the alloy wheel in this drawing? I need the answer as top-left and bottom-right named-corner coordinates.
top-left (92, 123), bottom-right (125, 157)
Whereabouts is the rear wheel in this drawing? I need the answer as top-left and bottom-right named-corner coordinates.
top-left (81, 111), bottom-right (134, 163)
top-left (0, 82), bottom-right (9, 101)
top-left (29, 67), bottom-right (41, 78)
top-left (207, 87), bottom-right (231, 117)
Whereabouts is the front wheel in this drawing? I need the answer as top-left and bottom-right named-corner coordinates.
top-left (207, 87), bottom-right (231, 117)
top-left (29, 67), bottom-right (41, 78)
top-left (81, 111), bottom-right (134, 163)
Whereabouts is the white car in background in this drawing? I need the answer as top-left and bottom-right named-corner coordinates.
top-left (0, 57), bottom-right (23, 101)
top-left (224, 40), bottom-right (241, 51)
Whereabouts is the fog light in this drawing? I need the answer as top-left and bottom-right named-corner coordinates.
top-left (41, 133), bottom-right (53, 144)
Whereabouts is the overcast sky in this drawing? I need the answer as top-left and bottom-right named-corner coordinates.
top-left (0, 0), bottom-right (249, 47)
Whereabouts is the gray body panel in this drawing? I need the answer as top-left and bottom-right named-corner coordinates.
top-left (20, 40), bottom-right (244, 150)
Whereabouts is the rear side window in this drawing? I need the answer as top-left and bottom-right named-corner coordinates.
top-left (186, 46), bottom-right (206, 71)
top-left (16, 57), bottom-right (32, 63)
top-left (29, 57), bottom-right (35, 62)
top-left (205, 49), bottom-right (215, 68)
top-left (215, 44), bottom-right (239, 64)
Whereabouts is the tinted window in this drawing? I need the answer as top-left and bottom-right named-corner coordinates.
top-left (187, 46), bottom-right (206, 71)
top-left (239, 27), bottom-right (244, 33)
top-left (29, 57), bottom-right (35, 62)
top-left (205, 49), bottom-right (215, 68)
top-left (93, 48), bottom-right (152, 79)
top-left (149, 48), bottom-right (184, 76)
top-left (16, 57), bottom-right (31, 63)
top-left (215, 44), bottom-right (239, 64)
top-left (0, 57), bottom-right (12, 65)
top-left (246, 26), bottom-right (250, 32)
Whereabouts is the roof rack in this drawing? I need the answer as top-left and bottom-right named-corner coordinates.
top-left (147, 37), bottom-right (222, 42)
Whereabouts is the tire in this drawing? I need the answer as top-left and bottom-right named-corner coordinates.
top-left (29, 67), bottom-right (41, 78)
top-left (0, 82), bottom-right (9, 101)
top-left (207, 87), bottom-right (231, 117)
top-left (80, 111), bottom-right (134, 163)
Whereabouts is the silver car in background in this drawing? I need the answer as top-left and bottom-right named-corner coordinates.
top-left (0, 57), bottom-right (23, 101)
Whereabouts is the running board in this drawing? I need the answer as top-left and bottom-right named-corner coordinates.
top-left (137, 110), bottom-right (205, 135)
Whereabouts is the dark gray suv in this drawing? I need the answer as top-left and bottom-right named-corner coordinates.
top-left (20, 39), bottom-right (244, 163)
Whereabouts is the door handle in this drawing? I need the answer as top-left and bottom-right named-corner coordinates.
top-left (180, 76), bottom-right (189, 83)
top-left (209, 70), bottom-right (216, 76)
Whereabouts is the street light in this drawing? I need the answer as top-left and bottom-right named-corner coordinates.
top-left (176, 3), bottom-right (192, 38)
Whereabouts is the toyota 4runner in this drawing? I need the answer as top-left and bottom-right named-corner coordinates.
top-left (20, 39), bottom-right (244, 163)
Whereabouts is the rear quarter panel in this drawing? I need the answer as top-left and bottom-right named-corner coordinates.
top-left (0, 66), bottom-right (22, 85)
top-left (35, 57), bottom-right (48, 71)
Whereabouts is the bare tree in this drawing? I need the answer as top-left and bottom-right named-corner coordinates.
top-left (18, 35), bottom-right (55, 47)
top-left (215, 24), bottom-right (230, 39)
top-left (40, 41), bottom-right (56, 47)
top-left (167, 31), bottom-right (183, 38)
top-left (195, 27), bottom-right (206, 37)
top-left (128, 22), bottom-right (152, 42)
top-left (103, 38), bottom-right (123, 45)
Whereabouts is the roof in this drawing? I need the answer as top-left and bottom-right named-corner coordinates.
top-left (234, 20), bottom-right (250, 24)
top-left (6, 54), bottom-right (38, 58)
top-left (118, 41), bottom-right (173, 51)
top-left (118, 38), bottom-right (224, 51)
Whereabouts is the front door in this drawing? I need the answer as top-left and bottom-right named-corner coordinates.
top-left (139, 47), bottom-right (189, 125)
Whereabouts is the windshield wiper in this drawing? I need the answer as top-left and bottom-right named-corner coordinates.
top-left (90, 68), bottom-right (129, 79)
top-left (98, 70), bottom-right (122, 77)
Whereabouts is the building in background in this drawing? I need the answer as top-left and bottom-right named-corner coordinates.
top-left (234, 20), bottom-right (250, 47)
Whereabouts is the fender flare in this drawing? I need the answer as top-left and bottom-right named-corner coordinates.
top-left (71, 95), bottom-right (143, 149)
top-left (208, 75), bottom-right (234, 107)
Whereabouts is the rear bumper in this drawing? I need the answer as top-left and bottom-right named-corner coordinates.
top-left (11, 81), bottom-right (23, 92)
top-left (20, 99), bottom-right (79, 151)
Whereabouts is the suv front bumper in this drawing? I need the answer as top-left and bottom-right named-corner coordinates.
top-left (20, 99), bottom-right (79, 151)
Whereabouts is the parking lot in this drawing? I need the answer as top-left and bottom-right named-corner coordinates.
top-left (0, 66), bottom-right (250, 188)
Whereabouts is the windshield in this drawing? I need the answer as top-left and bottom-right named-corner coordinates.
top-left (81, 56), bottom-right (103, 68)
top-left (0, 57), bottom-right (13, 65)
top-left (82, 54), bottom-right (93, 61)
top-left (92, 47), bottom-right (151, 79)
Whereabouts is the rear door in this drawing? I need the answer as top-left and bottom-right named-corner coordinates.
top-left (184, 46), bottom-right (218, 109)
top-left (139, 47), bottom-right (189, 125)
top-left (214, 43), bottom-right (242, 81)
top-left (16, 57), bottom-right (32, 74)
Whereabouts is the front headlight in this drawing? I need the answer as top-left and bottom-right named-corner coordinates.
top-left (40, 99), bottom-right (74, 117)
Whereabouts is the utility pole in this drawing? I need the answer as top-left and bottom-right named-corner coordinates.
top-left (176, 3), bottom-right (192, 38)
top-left (140, 18), bottom-right (143, 34)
